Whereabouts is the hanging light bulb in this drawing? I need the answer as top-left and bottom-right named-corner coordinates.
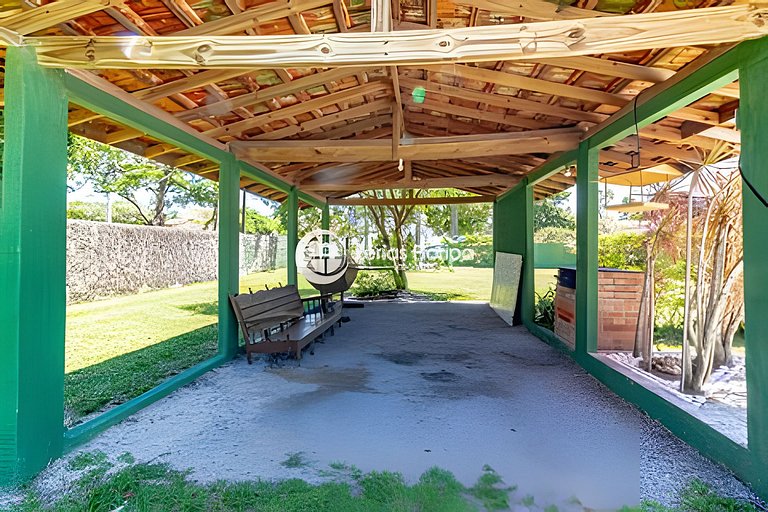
top-left (564, 165), bottom-right (574, 177)
top-left (398, 158), bottom-right (404, 172)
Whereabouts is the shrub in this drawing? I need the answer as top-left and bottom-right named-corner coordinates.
top-left (349, 270), bottom-right (398, 297)
top-left (598, 231), bottom-right (646, 270)
top-left (534, 227), bottom-right (576, 248)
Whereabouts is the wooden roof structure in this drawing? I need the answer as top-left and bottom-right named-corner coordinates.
top-left (0, 0), bottom-right (758, 204)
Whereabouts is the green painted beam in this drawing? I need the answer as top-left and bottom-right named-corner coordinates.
top-left (737, 37), bottom-right (768, 498)
top-left (587, 45), bottom-right (740, 150)
top-left (64, 73), bottom-right (229, 164)
top-left (497, 150), bottom-right (577, 201)
top-left (575, 141), bottom-right (598, 355)
top-left (286, 187), bottom-right (299, 286)
top-left (218, 155), bottom-right (240, 359)
top-left (321, 203), bottom-right (330, 231)
top-left (0, 47), bottom-right (68, 485)
top-left (300, 191), bottom-right (325, 209)
top-left (240, 161), bottom-right (290, 194)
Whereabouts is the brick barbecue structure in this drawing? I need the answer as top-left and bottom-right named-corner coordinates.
top-left (554, 268), bottom-right (644, 352)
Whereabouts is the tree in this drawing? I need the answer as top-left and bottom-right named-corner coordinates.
top-left (422, 191), bottom-right (492, 237)
top-left (682, 164), bottom-right (743, 392)
top-left (243, 207), bottom-right (282, 235)
top-left (67, 200), bottom-right (144, 224)
top-left (67, 134), bottom-right (218, 227)
top-left (363, 190), bottom-right (421, 290)
top-left (534, 191), bottom-right (576, 230)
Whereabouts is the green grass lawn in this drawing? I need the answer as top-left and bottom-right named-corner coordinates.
top-left (64, 269), bottom-right (315, 423)
top-left (406, 267), bottom-right (492, 301)
top-left (8, 452), bottom-right (749, 512)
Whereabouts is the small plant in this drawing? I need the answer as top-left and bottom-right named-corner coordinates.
top-left (281, 451), bottom-right (309, 468)
top-left (534, 285), bottom-right (557, 331)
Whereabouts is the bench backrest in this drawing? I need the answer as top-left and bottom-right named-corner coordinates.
top-left (229, 285), bottom-right (305, 340)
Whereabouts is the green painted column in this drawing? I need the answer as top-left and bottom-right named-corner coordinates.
top-left (738, 38), bottom-right (768, 496)
top-left (286, 187), bottom-right (299, 286)
top-left (576, 141), bottom-right (599, 355)
top-left (217, 156), bottom-right (240, 359)
top-left (0, 47), bottom-right (68, 484)
top-left (493, 181), bottom-right (532, 325)
top-left (321, 203), bottom-right (330, 231)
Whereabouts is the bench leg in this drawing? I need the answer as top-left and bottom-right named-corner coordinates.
top-left (247, 350), bottom-right (253, 365)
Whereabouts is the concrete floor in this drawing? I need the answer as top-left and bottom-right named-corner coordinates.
top-left (70, 302), bottom-right (752, 509)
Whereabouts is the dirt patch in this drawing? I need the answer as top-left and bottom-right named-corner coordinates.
top-left (420, 370), bottom-right (460, 383)
top-left (377, 351), bottom-right (427, 366)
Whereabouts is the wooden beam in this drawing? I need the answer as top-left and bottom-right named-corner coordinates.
top-left (585, 45), bottom-right (740, 149)
top-left (29, 5), bottom-right (768, 69)
top-left (403, 94), bottom-right (554, 130)
top-left (304, 114), bottom-right (391, 140)
top-left (399, 77), bottom-right (608, 123)
top-left (328, 194), bottom-right (496, 205)
top-left (230, 128), bottom-right (583, 162)
top-left (133, 69), bottom-right (252, 102)
top-left (203, 81), bottom-right (391, 138)
top-left (176, 67), bottom-right (369, 121)
top-left (526, 56), bottom-right (675, 83)
top-left (304, 174), bottom-right (517, 191)
top-left (248, 98), bottom-right (392, 140)
top-left (420, 64), bottom-right (628, 106)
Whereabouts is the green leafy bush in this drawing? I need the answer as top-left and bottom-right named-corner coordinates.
top-left (534, 227), bottom-right (576, 248)
top-left (534, 285), bottom-right (556, 331)
top-left (598, 232), bottom-right (646, 270)
top-left (349, 270), bottom-right (398, 297)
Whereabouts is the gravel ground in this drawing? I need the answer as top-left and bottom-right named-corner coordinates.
top-left (2, 301), bottom-right (759, 510)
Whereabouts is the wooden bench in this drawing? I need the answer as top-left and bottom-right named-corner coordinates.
top-left (229, 285), bottom-right (343, 364)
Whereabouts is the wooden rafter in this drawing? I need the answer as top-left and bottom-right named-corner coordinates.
top-left (231, 128), bottom-right (582, 162)
top-left (328, 195), bottom-right (496, 205)
top-left (204, 81), bottom-right (392, 138)
top-left (303, 174), bottom-right (517, 191)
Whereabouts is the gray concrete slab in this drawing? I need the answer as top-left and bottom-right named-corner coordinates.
top-left (68, 301), bottom-right (752, 509)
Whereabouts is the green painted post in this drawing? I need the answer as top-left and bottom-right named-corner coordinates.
top-left (321, 203), bottom-right (330, 231)
top-left (738, 38), bottom-right (768, 497)
top-left (521, 182), bottom-right (535, 327)
top-left (217, 156), bottom-right (240, 359)
top-left (286, 187), bottom-right (299, 286)
top-left (575, 141), bottom-right (599, 355)
top-left (492, 182), bottom-right (532, 325)
top-left (0, 47), bottom-right (68, 485)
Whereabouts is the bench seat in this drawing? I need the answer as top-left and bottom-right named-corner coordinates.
top-left (229, 285), bottom-right (342, 363)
